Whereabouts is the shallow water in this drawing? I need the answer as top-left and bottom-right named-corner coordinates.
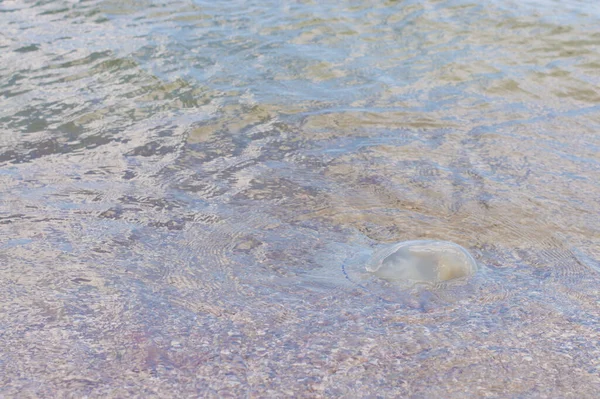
top-left (1, 0), bottom-right (600, 396)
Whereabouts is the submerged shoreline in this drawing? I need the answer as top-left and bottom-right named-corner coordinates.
top-left (1, 0), bottom-right (600, 396)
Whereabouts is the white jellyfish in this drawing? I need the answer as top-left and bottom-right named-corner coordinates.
top-left (366, 240), bottom-right (478, 283)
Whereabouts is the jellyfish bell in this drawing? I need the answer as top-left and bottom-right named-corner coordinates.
top-left (366, 240), bottom-right (478, 284)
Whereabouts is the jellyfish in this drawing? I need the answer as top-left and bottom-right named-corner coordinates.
top-left (366, 240), bottom-right (478, 283)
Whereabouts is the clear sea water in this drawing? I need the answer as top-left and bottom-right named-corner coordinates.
top-left (1, 0), bottom-right (600, 396)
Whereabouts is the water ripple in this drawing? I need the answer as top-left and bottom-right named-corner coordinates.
top-left (1, 0), bottom-right (600, 396)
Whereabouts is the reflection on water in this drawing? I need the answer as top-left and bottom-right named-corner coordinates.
top-left (1, 0), bottom-right (600, 396)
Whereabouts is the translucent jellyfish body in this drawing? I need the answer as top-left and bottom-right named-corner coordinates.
top-left (366, 240), bottom-right (478, 283)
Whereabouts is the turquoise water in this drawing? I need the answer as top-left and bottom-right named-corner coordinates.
top-left (1, 0), bottom-right (600, 396)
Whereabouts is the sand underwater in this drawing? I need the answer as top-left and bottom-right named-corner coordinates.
top-left (1, 0), bottom-right (600, 397)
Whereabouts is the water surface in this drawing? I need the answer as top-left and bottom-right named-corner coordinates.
top-left (1, 0), bottom-right (600, 396)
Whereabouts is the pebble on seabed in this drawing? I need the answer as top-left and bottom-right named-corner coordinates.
top-left (366, 240), bottom-right (478, 283)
